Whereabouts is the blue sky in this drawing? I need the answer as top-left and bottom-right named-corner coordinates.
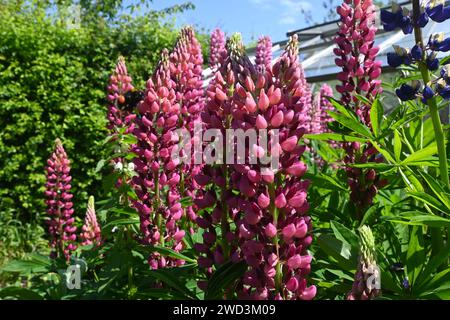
top-left (146, 0), bottom-right (328, 44)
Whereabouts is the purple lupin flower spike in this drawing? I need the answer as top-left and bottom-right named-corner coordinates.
top-left (80, 196), bottom-right (102, 247)
top-left (209, 28), bottom-right (226, 68)
top-left (106, 56), bottom-right (136, 135)
top-left (132, 48), bottom-right (186, 269)
top-left (194, 34), bottom-right (248, 281)
top-left (233, 35), bottom-right (316, 300)
top-left (255, 35), bottom-right (273, 71)
top-left (335, 0), bottom-right (387, 213)
top-left (170, 26), bottom-right (205, 226)
top-left (45, 139), bottom-right (77, 260)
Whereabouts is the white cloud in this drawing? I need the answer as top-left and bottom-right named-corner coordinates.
top-left (248, 0), bottom-right (311, 25)
top-left (278, 0), bottom-right (311, 25)
top-left (248, 0), bottom-right (273, 10)
top-left (279, 16), bottom-right (296, 25)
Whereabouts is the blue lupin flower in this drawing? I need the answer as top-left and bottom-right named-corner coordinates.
top-left (440, 64), bottom-right (450, 81)
top-left (436, 77), bottom-right (450, 99)
top-left (411, 45), bottom-right (423, 60)
top-left (429, 33), bottom-right (450, 52)
top-left (426, 52), bottom-right (440, 71)
top-left (381, 7), bottom-right (403, 31)
top-left (396, 81), bottom-right (421, 101)
top-left (423, 86), bottom-right (435, 101)
top-left (402, 278), bottom-right (410, 289)
top-left (426, 0), bottom-right (450, 23)
top-left (381, 4), bottom-right (414, 34)
top-left (387, 52), bottom-right (404, 68)
top-left (388, 45), bottom-right (413, 68)
top-left (399, 15), bottom-right (414, 34)
top-left (417, 11), bottom-right (430, 27)
top-left (438, 86), bottom-right (450, 99)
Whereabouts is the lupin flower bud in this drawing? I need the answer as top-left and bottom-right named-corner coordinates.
top-left (209, 28), bottom-right (226, 68)
top-left (319, 84), bottom-right (335, 126)
top-left (347, 226), bottom-right (381, 300)
top-left (307, 85), bottom-right (337, 166)
top-left (255, 35), bottom-right (272, 71)
top-left (106, 56), bottom-right (136, 135)
top-left (308, 92), bottom-right (323, 135)
top-left (45, 139), bottom-right (77, 260)
top-left (80, 196), bottom-right (102, 247)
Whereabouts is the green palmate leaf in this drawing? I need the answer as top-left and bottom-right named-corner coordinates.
top-left (147, 269), bottom-right (198, 300)
top-left (387, 109), bottom-right (423, 134)
top-left (370, 99), bottom-right (383, 137)
top-left (419, 269), bottom-right (450, 298)
top-left (353, 94), bottom-right (372, 107)
top-left (315, 140), bottom-right (341, 162)
top-left (205, 260), bottom-right (247, 300)
top-left (325, 269), bottom-right (355, 282)
top-left (408, 192), bottom-right (450, 215)
top-left (147, 246), bottom-right (197, 264)
top-left (379, 265), bottom-right (402, 292)
top-left (401, 143), bottom-right (438, 165)
top-left (348, 163), bottom-right (394, 170)
top-left (103, 217), bottom-right (140, 229)
top-left (360, 204), bottom-right (379, 227)
top-left (1, 256), bottom-right (50, 275)
top-left (402, 158), bottom-right (440, 167)
top-left (406, 226), bottom-right (425, 285)
top-left (394, 130), bottom-right (402, 161)
top-left (0, 287), bottom-right (44, 300)
top-left (27, 253), bottom-right (52, 266)
top-left (440, 55), bottom-right (450, 65)
top-left (330, 221), bottom-right (359, 249)
top-left (327, 120), bottom-right (353, 135)
top-left (109, 207), bottom-right (140, 216)
top-left (419, 171), bottom-right (450, 209)
top-left (328, 97), bottom-right (356, 119)
top-left (303, 173), bottom-right (347, 191)
top-left (385, 213), bottom-right (450, 228)
top-left (317, 234), bottom-right (357, 271)
top-left (327, 111), bottom-right (373, 138)
top-left (415, 245), bottom-right (450, 291)
top-left (400, 168), bottom-right (424, 192)
top-left (370, 140), bottom-right (396, 163)
top-left (424, 268), bottom-right (450, 291)
top-left (98, 273), bottom-right (120, 293)
top-left (304, 133), bottom-right (366, 143)
top-left (396, 74), bottom-right (423, 86)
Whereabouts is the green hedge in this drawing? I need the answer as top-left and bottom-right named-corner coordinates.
top-left (0, 1), bottom-right (205, 221)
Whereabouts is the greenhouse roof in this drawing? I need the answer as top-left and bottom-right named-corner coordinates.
top-left (203, 1), bottom-right (450, 87)
top-left (244, 0), bottom-right (450, 83)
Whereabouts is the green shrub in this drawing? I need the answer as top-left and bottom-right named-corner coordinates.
top-left (0, 1), bottom-right (203, 221)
